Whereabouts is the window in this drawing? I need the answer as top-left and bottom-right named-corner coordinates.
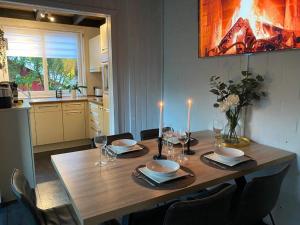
top-left (4, 27), bottom-right (82, 93)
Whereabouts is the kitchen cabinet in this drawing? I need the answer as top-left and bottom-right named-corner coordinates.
top-left (100, 22), bottom-right (108, 55)
top-left (34, 103), bottom-right (64, 145)
top-left (103, 108), bottom-right (110, 135)
top-left (63, 102), bottom-right (86, 141)
top-left (29, 109), bottom-right (37, 146)
top-left (100, 22), bottom-right (109, 62)
top-left (89, 35), bottom-right (101, 72)
top-left (88, 102), bottom-right (111, 137)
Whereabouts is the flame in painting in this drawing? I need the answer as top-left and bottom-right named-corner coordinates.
top-left (232, 0), bottom-right (283, 40)
top-left (199, 0), bottom-right (300, 57)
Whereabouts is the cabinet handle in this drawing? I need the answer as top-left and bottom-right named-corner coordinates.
top-left (38, 105), bottom-right (58, 109)
top-left (66, 111), bottom-right (82, 115)
top-left (66, 103), bottom-right (82, 106)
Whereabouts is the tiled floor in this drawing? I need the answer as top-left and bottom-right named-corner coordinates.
top-left (0, 145), bottom-right (91, 225)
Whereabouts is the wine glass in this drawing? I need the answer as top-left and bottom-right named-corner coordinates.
top-left (175, 130), bottom-right (189, 164)
top-left (213, 119), bottom-right (224, 149)
top-left (94, 134), bottom-right (108, 166)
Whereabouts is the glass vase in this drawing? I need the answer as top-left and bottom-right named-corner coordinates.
top-left (224, 108), bottom-right (241, 144)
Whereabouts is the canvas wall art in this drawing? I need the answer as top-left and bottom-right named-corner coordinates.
top-left (199, 0), bottom-right (300, 57)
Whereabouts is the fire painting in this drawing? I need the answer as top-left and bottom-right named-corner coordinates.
top-left (199, 0), bottom-right (300, 57)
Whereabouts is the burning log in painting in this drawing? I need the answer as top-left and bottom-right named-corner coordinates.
top-left (199, 0), bottom-right (300, 57)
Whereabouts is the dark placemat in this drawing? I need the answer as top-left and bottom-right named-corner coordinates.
top-left (117, 144), bottom-right (149, 159)
top-left (132, 165), bottom-right (196, 190)
top-left (173, 137), bottom-right (199, 148)
top-left (200, 151), bottom-right (257, 171)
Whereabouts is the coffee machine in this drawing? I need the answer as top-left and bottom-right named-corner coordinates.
top-left (0, 82), bottom-right (12, 108)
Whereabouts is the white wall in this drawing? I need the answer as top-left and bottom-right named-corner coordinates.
top-left (3, 0), bottom-right (163, 137)
top-left (164, 0), bottom-right (300, 224)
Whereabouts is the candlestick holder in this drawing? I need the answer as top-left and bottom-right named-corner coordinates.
top-left (184, 132), bottom-right (195, 155)
top-left (153, 136), bottom-right (167, 160)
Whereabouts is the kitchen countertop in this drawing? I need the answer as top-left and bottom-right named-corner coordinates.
top-left (26, 96), bottom-right (103, 105)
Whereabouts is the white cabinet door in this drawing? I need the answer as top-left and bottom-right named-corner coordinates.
top-left (63, 110), bottom-right (86, 141)
top-left (100, 22), bottom-right (108, 54)
top-left (35, 111), bottom-right (63, 145)
top-left (103, 109), bottom-right (110, 135)
top-left (89, 35), bottom-right (101, 72)
top-left (29, 111), bottom-right (37, 146)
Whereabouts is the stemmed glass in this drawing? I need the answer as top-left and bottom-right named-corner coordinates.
top-left (175, 130), bottom-right (189, 164)
top-left (94, 134), bottom-right (108, 167)
top-left (213, 119), bottom-right (224, 149)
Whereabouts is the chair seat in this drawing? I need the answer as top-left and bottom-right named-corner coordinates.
top-left (43, 204), bottom-right (78, 225)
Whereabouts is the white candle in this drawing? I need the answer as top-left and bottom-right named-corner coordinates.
top-left (158, 101), bottom-right (164, 137)
top-left (187, 99), bottom-right (192, 132)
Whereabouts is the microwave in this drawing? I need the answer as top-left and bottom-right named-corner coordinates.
top-left (101, 62), bottom-right (109, 92)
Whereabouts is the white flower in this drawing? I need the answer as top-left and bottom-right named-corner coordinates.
top-left (219, 101), bottom-right (230, 112)
top-left (218, 95), bottom-right (240, 112)
top-left (226, 94), bottom-right (240, 107)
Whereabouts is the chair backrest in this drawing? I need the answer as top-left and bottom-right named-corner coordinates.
top-left (107, 132), bottom-right (134, 145)
top-left (140, 128), bottom-right (159, 141)
top-left (233, 165), bottom-right (290, 225)
top-left (163, 184), bottom-right (236, 225)
top-left (140, 127), bottom-right (174, 141)
top-left (11, 169), bottom-right (45, 225)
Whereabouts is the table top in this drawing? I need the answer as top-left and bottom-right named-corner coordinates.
top-left (51, 131), bottom-right (296, 225)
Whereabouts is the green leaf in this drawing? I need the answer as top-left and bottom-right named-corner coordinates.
top-left (210, 89), bottom-right (219, 95)
top-left (256, 75), bottom-right (264, 82)
top-left (219, 83), bottom-right (227, 90)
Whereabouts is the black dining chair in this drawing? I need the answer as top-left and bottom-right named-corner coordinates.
top-left (232, 165), bottom-right (290, 225)
top-left (140, 128), bottom-right (159, 141)
top-left (107, 132), bottom-right (134, 145)
top-left (140, 127), bottom-right (174, 141)
top-left (124, 184), bottom-right (236, 225)
top-left (11, 169), bottom-right (118, 225)
top-left (91, 132), bottom-right (134, 147)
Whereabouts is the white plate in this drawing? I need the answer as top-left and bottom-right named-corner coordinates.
top-left (146, 160), bottom-right (180, 177)
top-left (111, 139), bottom-right (137, 151)
top-left (214, 147), bottom-right (245, 161)
top-left (108, 145), bottom-right (143, 155)
top-left (139, 167), bottom-right (190, 184)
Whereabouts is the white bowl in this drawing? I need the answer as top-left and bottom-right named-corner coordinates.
top-left (214, 147), bottom-right (245, 161)
top-left (146, 160), bottom-right (180, 177)
top-left (111, 139), bottom-right (137, 151)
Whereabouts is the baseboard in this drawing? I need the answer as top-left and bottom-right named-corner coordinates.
top-left (33, 139), bottom-right (91, 153)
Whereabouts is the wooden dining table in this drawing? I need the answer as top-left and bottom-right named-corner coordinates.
top-left (51, 131), bottom-right (296, 225)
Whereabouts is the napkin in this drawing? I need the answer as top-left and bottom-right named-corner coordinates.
top-left (107, 145), bottom-right (143, 155)
top-left (204, 152), bottom-right (252, 167)
top-left (138, 167), bottom-right (190, 184)
top-left (164, 137), bottom-right (180, 145)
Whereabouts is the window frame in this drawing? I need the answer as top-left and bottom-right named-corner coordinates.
top-left (5, 26), bottom-right (86, 98)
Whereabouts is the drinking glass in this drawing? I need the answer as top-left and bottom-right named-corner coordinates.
top-left (163, 127), bottom-right (175, 160)
top-left (94, 135), bottom-right (108, 166)
top-left (106, 146), bottom-right (117, 164)
top-left (175, 130), bottom-right (189, 164)
top-left (213, 119), bottom-right (224, 149)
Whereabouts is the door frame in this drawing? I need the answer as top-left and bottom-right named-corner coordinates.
top-left (0, 0), bottom-right (119, 134)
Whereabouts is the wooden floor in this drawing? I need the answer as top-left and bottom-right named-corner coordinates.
top-left (0, 145), bottom-right (91, 225)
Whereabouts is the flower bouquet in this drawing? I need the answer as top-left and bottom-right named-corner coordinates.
top-left (210, 71), bottom-right (266, 144)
